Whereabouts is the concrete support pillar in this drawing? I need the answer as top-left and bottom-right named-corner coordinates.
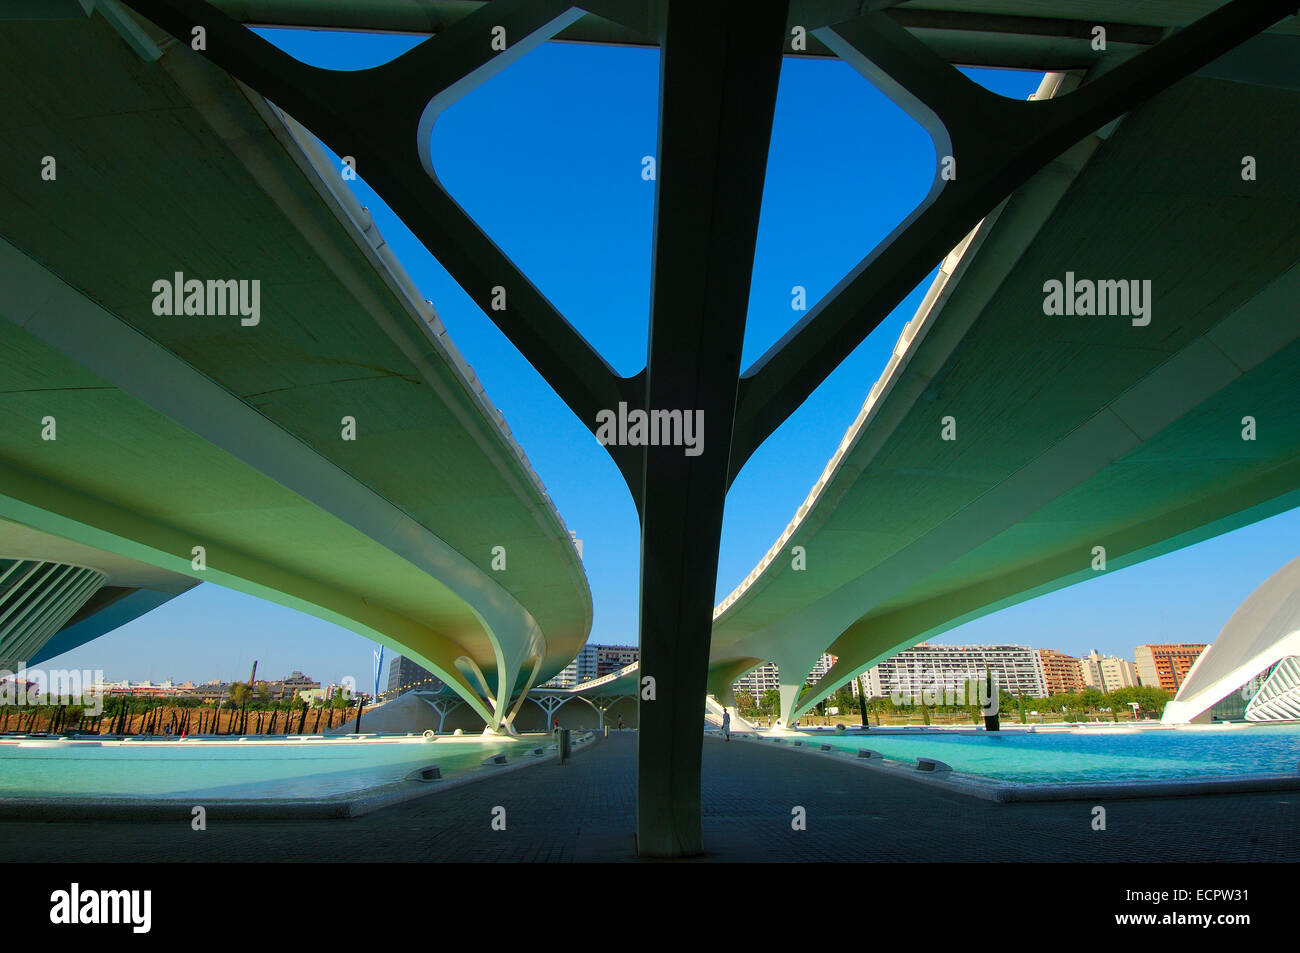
top-left (501, 657), bottom-right (542, 732)
top-left (594, 696), bottom-right (617, 730)
top-left (769, 645), bottom-right (829, 729)
top-left (634, 0), bottom-right (788, 861)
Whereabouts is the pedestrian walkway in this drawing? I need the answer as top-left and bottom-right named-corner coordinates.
top-left (2, 734), bottom-right (1295, 862)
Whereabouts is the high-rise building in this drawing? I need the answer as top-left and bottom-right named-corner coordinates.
top-left (731, 654), bottom-right (837, 698)
top-left (733, 661), bottom-right (779, 698)
top-left (1134, 643), bottom-right (1207, 693)
top-left (860, 644), bottom-right (1048, 699)
top-left (386, 656), bottom-right (443, 697)
top-left (733, 662), bottom-right (772, 697)
top-left (543, 657), bottom-right (578, 689)
top-left (808, 654), bottom-right (836, 682)
top-left (1079, 650), bottom-right (1138, 693)
top-left (1036, 649), bottom-right (1085, 695)
top-left (574, 643), bottom-right (599, 683)
top-left (542, 643), bottom-right (638, 689)
top-left (596, 644), bottom-right (638, 676)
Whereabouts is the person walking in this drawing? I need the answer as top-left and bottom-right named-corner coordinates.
top-left (722, 708), bottom-right (731, 742)
top-left (616, 715), bottom-right (625, 732)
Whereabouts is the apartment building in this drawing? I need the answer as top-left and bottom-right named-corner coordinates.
top-left (861, 644), bottom-right (1048, 699)
top-left (1134, 643), bottom-right (1208, 693)
top-left (1079, 650), bottom-right (1139, 693)
top-left (1037, 648), bottom-right (1086, 695)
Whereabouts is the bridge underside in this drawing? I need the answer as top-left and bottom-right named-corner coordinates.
top-left (707, 56), bottom-right (1300, 729)
top-left (0, 9), bottom-right (591, 730)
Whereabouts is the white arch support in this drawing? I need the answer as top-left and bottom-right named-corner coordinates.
top-left (417, 694), bottom-right (464, 733)
top-left (1164, 552), bottom-right (1300, 723)
top-left (532, 693), bottom-right (572, 728)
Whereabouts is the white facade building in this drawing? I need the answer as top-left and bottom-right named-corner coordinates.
top-left (1079, 649), bottom-right (1138, 693)
top-left (542, 643), bottom-right (618, 689)
top-left (860, 644), bottom-right (1048, 699)
top-left (732, 654), bottom-right (836, 698)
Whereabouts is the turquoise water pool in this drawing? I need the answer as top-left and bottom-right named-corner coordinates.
top-left (797, 724), bottom-right (1300, 783)
top-left (0, 736), bottom-right (539, 800)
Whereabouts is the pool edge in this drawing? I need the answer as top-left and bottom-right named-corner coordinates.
top-left (726, 731), bottom-right (1300, 803)
top-left (0, 732), bottom-right (600, 821)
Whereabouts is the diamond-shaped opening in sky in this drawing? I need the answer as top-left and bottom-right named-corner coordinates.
top-left (742, 61), bottom-right (1044, 371)
top-left (742, 55), bottom-right (934, 370)
top-left (428, 41), bottom-right (659, 380)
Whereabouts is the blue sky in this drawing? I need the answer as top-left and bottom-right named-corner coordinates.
top-left (43, 31), bottom-right (1300, 686)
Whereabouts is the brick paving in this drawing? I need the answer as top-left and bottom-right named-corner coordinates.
top-left (2, 733), bottom-right (1296, 862)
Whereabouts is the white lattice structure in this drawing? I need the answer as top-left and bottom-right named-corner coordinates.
top-left (0, 558), bottom-right (106, 670)
top-left (1245, 657), bottom-right (1300, 722)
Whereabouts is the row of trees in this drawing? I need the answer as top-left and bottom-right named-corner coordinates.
top-left (0, 684), bottom-right (365, 738)
top-left (0, 694), bottom-right (364, 736)
top-left (223, 681), bottom-right (357, 711)
top-left (733, 683), bottom-right (1172, 723)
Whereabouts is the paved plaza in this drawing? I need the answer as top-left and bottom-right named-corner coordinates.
top-left (3, 734), bottom-right (1296, 863)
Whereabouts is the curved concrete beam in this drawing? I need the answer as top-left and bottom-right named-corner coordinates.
top-left (1, 232), bottom-right (546, 726)
top-left (713, 74), bottom-right (1300, 730)
top-left (705, 657), bottom-right (763, 700)
top-left (0, 463), bottom-right (499, 725)
top-left (787, 467), bottom-right (1300, 725)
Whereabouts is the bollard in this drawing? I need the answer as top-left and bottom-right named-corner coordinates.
top-left (558, 727), bottom-right (571, 765)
